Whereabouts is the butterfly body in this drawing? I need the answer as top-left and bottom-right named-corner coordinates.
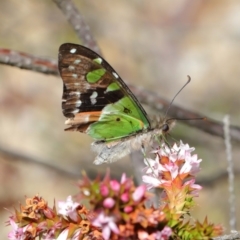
top-left (91, 121), bottom-right (170, 164)
top-left (59, 43), bottom-right (174, 164)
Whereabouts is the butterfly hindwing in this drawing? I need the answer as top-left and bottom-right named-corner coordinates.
top-left (59, 43), bottom-right (151, 142)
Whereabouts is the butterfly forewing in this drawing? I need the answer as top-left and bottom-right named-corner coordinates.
top-left (59, 43), bottom-right (151, 141)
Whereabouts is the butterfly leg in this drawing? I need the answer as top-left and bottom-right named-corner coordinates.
top-left (141, 143), bottom-right (147, 159)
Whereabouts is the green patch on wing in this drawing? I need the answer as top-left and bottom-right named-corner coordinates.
top-left (87, 96), bottom-right (150, 141)
top-left (106, 82), bottom-right (120, 92)
top-left (86, 69), bottom-right (106, 83)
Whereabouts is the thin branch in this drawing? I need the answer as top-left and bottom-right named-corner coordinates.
top-left (0, 146), bottom-right (100, 181)
top-left (0, 49), bottom-right (58, 75)
top-left (0, 145), bottom-right (79, 179)
top-left (1, 49), bottom-right (240, 142)
top-left (132, 85), bottom-right (240, 142)
top-left (53, 0), bottom-right (101, 54)
top-left (223, 115), bottom-right (236, 230)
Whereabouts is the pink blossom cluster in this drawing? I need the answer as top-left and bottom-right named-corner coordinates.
top-left (143, 141), bottom-right (202, 192)
top-left (6, 141), bottom-right (223, 240)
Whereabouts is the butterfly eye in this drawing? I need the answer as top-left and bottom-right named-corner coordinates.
top-left (162, 124), bottom-right (169, 133)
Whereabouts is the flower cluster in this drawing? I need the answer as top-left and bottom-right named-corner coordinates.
top-left (7, 195), bottom-right (102, 240)
top-left (77, 171), bottom-right (171, 239)
top-left (143, 141), bottom-right (202, 211)
top-left (6, 141), bottom-right (223, 240)
top-left (142, 141), bottom-right (222, 239)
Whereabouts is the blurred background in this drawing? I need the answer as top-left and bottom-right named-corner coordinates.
top-left (0, 0), bottom-right (240, 237)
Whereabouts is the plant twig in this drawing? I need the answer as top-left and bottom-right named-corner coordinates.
top-left (0, 145), bottom-right (79, 179)
top-left (0, 49), bottom-right (58, 75)
top-left (223, 115), bottom-right (236, 230)
top-left (53, 0), bottom-right (101, 54)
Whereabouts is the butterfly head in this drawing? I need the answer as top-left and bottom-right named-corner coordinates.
top-left (150, 116), bottom-right (176, 136)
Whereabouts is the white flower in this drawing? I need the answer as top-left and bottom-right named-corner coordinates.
top-left (92, 212), bottom-right (119, 240)
top-left (58, 196), bottom-right (80, 222)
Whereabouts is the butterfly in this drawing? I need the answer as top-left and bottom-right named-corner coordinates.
top-left (58, 43), bottom-right (175, 164)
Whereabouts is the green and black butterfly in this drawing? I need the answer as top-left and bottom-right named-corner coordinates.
top-left (58, 43), bottom-right (174, 164)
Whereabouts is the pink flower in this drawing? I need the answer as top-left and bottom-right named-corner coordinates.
top-left (58, 196), bottom-right (80, 222)
top-left (172, 141), bottom-right (195, 158)
top-left (92, 212), bottom-right (119, 240)
top-left (161, 161), bottom-right (178, 179)
top-left (100, 185), bottom-right (109, 196)
top-left (43, 229), bottom-right (55, 240)
top-left (120, 173), bottom-right (127, 183)
top-left (43, 207), bottom-right (55, 219)
top-left (143, 157), bottom-right (160, 176)
top-left (138, 230), bottom-right (153, 240)
top-left (7, 218), bottom-right (28, 240)
top-left (142, 174), bottom-right (163, 189)
top-left (120, 192), bottom-right (129, 202)
top-left (132, 185), bottom-right (146, 202)
top-left (103, 197), bottom-right (115, 209)
top-left (183, 154), bottom-right (202, 175)
top-left (138, 226), bottom-right (172, 240)
top-left (183, 179), bottom-right (202, 196)
top-left (124, 206), bottom-right (133, 213)
top-left (71, 229), bottom-right (81, 240)
top-left (110, 180), bottom-right (120, 192)
top-left (157, 226), bottom-right (173, 239)
top-left (142, 157), bottom-right (164, 189)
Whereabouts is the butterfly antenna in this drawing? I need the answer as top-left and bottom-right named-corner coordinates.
top-left (164, 75), bottom-right (191, 118)
top-left (167, 117), bottom-right (206, 122)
